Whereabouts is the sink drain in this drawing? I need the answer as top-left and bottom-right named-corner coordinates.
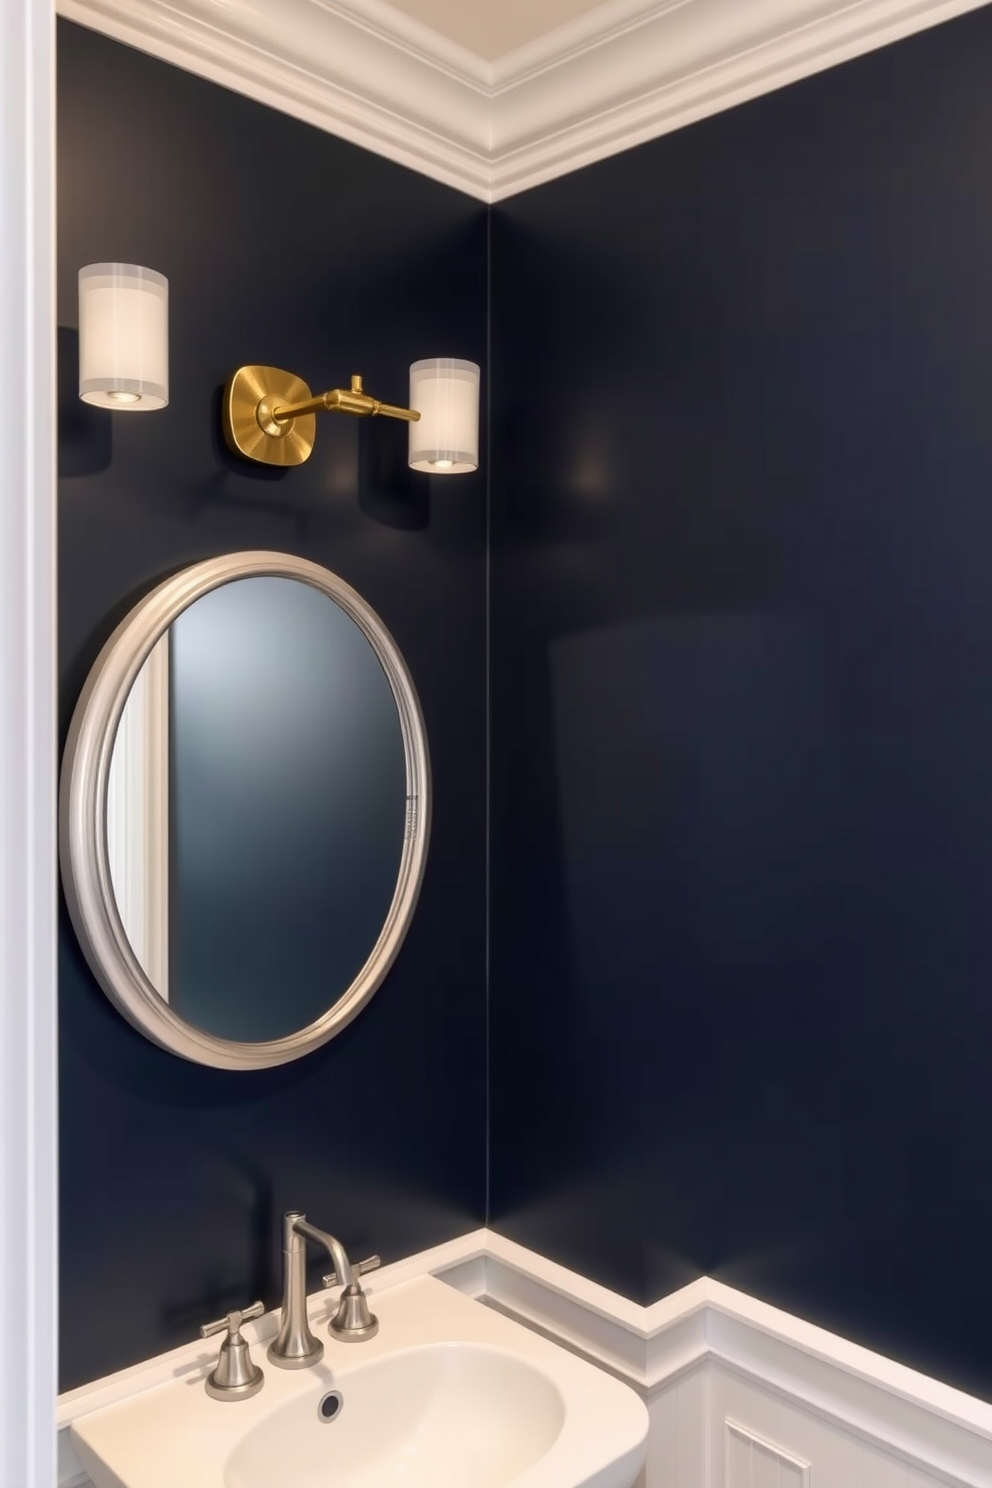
top-left (318, 1390), bottom-right (344, 1423)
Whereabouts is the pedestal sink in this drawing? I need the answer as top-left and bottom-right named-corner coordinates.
top-left (71, 1276), bottom-right (648, 1488)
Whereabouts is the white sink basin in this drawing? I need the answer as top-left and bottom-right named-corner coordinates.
top-left (71, 1276), bottom-right (647, 1488)
top-left (227, 1342), bottom-right (564, 1488)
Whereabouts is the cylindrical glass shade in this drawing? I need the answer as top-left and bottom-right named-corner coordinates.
top-left (408, 358), bottom-right (479, 474)
top-left (78, 263), bottom-right (169, 410)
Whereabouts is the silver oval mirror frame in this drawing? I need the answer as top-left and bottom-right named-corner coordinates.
top-left (59, 551), bottom-right (431, 1070)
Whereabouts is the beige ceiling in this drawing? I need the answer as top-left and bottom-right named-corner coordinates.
top-left (382, 0), bottom-right (613, 58)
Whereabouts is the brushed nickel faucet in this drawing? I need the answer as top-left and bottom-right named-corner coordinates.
top-left (268, 1210), bottom-right (381, 1368)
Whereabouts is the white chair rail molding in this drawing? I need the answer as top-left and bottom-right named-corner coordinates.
top-left (57, 1230), bottom-right (992, 1488)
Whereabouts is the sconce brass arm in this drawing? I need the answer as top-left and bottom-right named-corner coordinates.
top-left (272, 375), bottom-right (421, 425)
top-left (223, 365), bottom-right (420, 468)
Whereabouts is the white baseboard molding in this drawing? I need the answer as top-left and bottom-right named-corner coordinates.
top-left (57, 1227), bottom-right (992, 1488)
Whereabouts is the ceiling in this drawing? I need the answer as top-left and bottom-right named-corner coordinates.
top-left (59, 0), bottom-right (988, 200)
top-left (382, 0), bottom-right (614, 59)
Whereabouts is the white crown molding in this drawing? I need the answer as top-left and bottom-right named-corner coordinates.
top-left (56, 0), bottom-right (493, 198)
top-left (490, 0), bottom-right (992, 198)
top-left (312, 0), bottom-right (492, 88)
top-left (56, 1228), bottom-right (992, 1488)
top-left (58, 0), bottom-right (990, 200)
top-left (489, 0), bottom-right (698, 90)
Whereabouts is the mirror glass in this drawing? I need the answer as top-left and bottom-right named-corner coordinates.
top-left (105, 575), bottom-right (407, 1043)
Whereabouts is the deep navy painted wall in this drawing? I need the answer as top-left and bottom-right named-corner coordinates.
top-left (57, 20), bottom-right (487, 1390)
top-left (60, 5), bottom-right (992, 1407)
top-left (490, 8), bottom-right (992, 1398)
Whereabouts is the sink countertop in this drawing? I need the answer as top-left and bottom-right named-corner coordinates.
top-left (70, 1274), bottom-right (648, 1488)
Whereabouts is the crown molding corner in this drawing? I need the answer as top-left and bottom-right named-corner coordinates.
top-left (57, 0), bottom-right (992, 201)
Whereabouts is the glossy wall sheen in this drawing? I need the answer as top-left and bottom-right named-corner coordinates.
top-left (57, 21), bottom-right (487, 1390)
top-left (489, 7), bottom-right (992, 1399)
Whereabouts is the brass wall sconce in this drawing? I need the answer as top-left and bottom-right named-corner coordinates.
top-left (74, 258), bottom-right (480, 473)
top-left (223, 359), bottom-right (480, 473)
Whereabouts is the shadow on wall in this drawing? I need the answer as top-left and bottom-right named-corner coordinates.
top-left (57, 326), bottom-right (434, 545)
top-left (358, 416), bottom-right (429, 530)
top-left (58, 327), bottom-right (111, 478)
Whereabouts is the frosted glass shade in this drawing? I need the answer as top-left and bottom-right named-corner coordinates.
top-left (78, 263), bottom-right (169, 410)
top-left (408, 358), bottom-right (479, 474)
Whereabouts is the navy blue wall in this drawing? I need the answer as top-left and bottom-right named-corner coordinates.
top-left (490, 8), bottom-right (992, 1398)
top-left (57, 20), bottom-right (487, 1390)
top-left (60, 6), bottom-right (992, 1405)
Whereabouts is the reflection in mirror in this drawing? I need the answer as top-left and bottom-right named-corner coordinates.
top-left (107, 576), bottom-right (407, 1043)
top-left (107, 632), bottom-right (170, 994)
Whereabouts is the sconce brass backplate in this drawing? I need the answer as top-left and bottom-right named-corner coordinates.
top-left (223, 365), bottom-right (316, 467)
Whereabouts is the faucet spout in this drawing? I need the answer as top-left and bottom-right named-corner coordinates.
top-left (291, 1218), bottom-right (355, 1290)
top-left (267, 1211), bottom-right (378, 1370)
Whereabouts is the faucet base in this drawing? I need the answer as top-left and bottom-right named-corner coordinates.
top-left (330, 1316), bottom-right (379, 1343)
top-left (205, 1365), bottom-right (264, 1401)
top-left (267, 1339), bottom-right (324, 1370)
top-left (330, 1284), bottom-right (379, 1343)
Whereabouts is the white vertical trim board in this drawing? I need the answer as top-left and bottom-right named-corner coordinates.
top-left (57, 1231), bottom-right (992, 1488)
top-left (0, 3), bottom-right (59, 1488)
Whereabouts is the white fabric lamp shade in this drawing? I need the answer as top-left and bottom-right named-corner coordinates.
top-left (78, 263), bottom-right (169, 410)
top-left (408, 358), bottom-right (479, 474)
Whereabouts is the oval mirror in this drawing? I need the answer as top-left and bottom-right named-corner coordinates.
top-left (59, 552), bottom-right (430, 1069)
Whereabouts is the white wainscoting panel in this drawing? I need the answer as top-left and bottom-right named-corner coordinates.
top-left (726, 1419), bottom-right (810, 1488)
top-left (646, 1365), bottom-right (711, 1488)
top-left (471, 1236), bottom-right (991, 1488)
top-left (861, 1442), bottom-right (948, 1488)
top-left (647, 1378), bottom-right (681, 1487)
top-left (715, 1368), bottom-right (860, 1487)
top-left (700, 1284), bottom-right (992, 1488)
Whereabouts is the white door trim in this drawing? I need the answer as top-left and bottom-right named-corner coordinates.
top-left (0, 2), bottom-right (59, 1486)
